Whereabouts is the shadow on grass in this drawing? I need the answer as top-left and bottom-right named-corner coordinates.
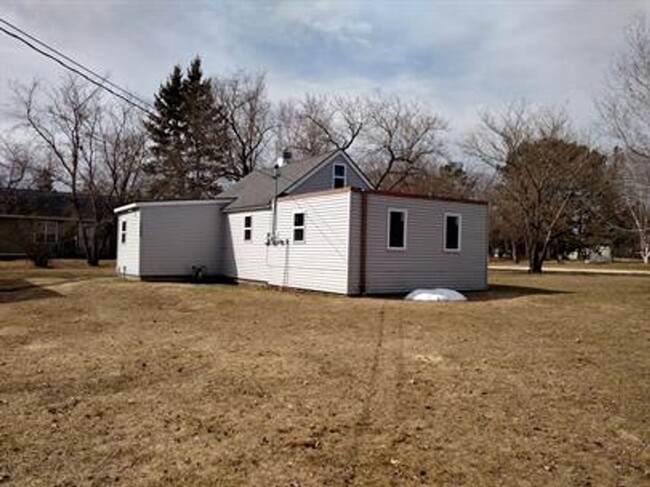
top-left (361, 284), bottom-right (568, 302)
top-left (464, 284), bottom-right (569, 302)
top-left (0, 279), bottom-right (62, 304)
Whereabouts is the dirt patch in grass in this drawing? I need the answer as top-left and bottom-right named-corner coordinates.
top-left (1, 267), bottom-right (649, 486)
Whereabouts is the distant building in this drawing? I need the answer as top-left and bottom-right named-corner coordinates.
top-left (0, 188), bottom-right (113, 259)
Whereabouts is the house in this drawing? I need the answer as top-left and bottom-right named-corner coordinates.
top-left (0, 188), bottom-right (110, 259)
top-left (114, 150), bottom-right (488, 294)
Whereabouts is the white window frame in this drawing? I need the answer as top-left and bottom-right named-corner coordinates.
top-left (120, 220), bottom-right (127, 244)
top-left (386, 208), bottom-right (407, 251)
top-left (34, 221), bottom-right (58, 244)
top-left (332, 163), bottom-right (347, 189)
top-left (243, 215), bottom-right (252, 242)
top-left (293, 211), bottom-right (306, 243)
top-left (443, 212), bottom-right (462, 252)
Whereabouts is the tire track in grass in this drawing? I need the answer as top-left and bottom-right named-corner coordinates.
top-left (341, 304), bottom-right (386, 485)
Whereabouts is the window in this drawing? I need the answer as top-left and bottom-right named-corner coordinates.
top-left (34, 221), bottom-right (58, 244)
top-left (387, 209), bottom-right (407, 250)
top-left (244, 215), bottom-right (252, 241)
top-left (121, 220), bottom-right (127, 244)
top-left (333, 163), bottom-right (346, 188)
top-left (444, 213), bottom-right (461, 252)
top-left (293, 212), bottom-right (305, 242)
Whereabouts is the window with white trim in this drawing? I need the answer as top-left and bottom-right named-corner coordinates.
top-left (387, 209), bottom-right (407, 250)
top-left (34, 221), bottom-right (58, 244)
top-left (244, 215), bottom-right (252, 241)
top-left (120, 220), bottom-right (127, 244)
top-left (333, 163), bottom-right (346, 188)
top-left (444, 213), bottom-right (461, 252)
top-left (293, 212), bottom-right (305, 242)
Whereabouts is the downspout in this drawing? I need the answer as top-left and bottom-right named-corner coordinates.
top-left (359, 190), bottom-right (367, 295)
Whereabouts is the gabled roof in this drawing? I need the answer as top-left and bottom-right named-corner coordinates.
top-left (221, 150), bottom-right (371, 212)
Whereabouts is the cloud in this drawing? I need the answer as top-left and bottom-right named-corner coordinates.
top-left (1, 0), bottom-right (648, 145)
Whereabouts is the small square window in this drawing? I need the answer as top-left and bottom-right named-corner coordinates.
top-left (244, 215), bottom-right (252, 241)
top-left (35, 221), bottom-right (58, 244)
top-left (293, 212), bottom-right (305, 242)
top-left (333, 164), bottom-right (346, 189)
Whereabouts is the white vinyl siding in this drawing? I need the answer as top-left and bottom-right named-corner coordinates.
top-left (139, 203), bottom-right (225, 277)
top-left (221, 209), bottom-right (272, 283)
top-left (116, 210), bottom-right (140, 276)
top-left (268, 191), bottom-right (352, 294)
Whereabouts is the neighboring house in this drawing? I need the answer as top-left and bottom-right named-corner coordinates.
top-left (114, 150), bottom-right (488, 294)
top-left (0, 188), bottom-right (111, 259)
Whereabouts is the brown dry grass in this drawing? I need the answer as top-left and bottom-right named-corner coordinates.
top-left (1, 262), bottom-right (649, 486)
top-left (490, 258), bottom-right (650, 272)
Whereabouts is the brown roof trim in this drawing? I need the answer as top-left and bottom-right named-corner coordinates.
top-left (275, 186), bottom-right (488, 205)
top-left (356, 189), bottom-right (488, 206)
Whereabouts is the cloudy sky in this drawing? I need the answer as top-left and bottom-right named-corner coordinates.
top-left (1, 0), bottom-right (648, 141)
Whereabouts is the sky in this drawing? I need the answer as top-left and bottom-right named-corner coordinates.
top-left (1, 0), bottom-right (648, 146)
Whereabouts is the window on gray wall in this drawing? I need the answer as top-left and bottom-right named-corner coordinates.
top-left (121, 220), bottom-right (127, 244)
top-left (444, 213), bottom-right (461, 251)
top-left (333, 163), bottom-right (346, 188)
top-left (293, 212), bottom-right (305, 242)
top-left (244, 215), bottom-right (252, 241)
top-left (387, 209), bottom-right (407, 250)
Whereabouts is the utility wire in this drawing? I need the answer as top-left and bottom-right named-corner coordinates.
top-left (0, 19), bottom-right (153, 116)
top-left (0, 17), bottom-right (153, 111)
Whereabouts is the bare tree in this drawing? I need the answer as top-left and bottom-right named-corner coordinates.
top-left (599, 13), bottom-right (650, 263)
top-left (275, 94), bottom-right (367, 161)
top-left (98, 104), bottom-right (147, 207)
top-left (11, 76), bottom-right (146, 265)
top-left (610, 149), bottom-right (650, 263)
top-left (362, 95), bottom-right (447, 190)
top-left (463, 102), bottom-right (608, 272)
top-left (0, 135), bottom-right (33, 190)
top-left (399, 161), bottom-right (479, 200)
top-left (212, 72), bottom-right (274, 180)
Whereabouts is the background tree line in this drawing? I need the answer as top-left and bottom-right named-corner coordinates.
top-left (1, 14), bottom-right (649, 270)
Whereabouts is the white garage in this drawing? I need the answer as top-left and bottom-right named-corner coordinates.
top-left (114, 200), bottom-right (231, 279)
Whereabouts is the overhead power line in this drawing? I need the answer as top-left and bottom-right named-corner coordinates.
top-left (0, 17), bottom-right (153, 116)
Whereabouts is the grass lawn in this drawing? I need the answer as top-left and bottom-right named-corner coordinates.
top-left (490, 258), bottom-right (650, 272)
top-left (1, 262), bottom-right (649, 486)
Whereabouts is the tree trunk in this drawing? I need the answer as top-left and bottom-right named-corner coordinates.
top-left (528, 241), bottom-right (544, 273)
top-left (511, 240), bottom-right (519, 264)
top-left (640, 233), bottom-right (650, 265)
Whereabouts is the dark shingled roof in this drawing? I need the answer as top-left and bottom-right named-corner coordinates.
top-left (221, 151), bottom-right (338, 211)
top-left (0, 188), bottom-right (95, 220)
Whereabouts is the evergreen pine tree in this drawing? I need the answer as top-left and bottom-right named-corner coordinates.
top-left (144, 65), bottom-right (188, 198)
top-left (183, 57), bottom-right (225, 197)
